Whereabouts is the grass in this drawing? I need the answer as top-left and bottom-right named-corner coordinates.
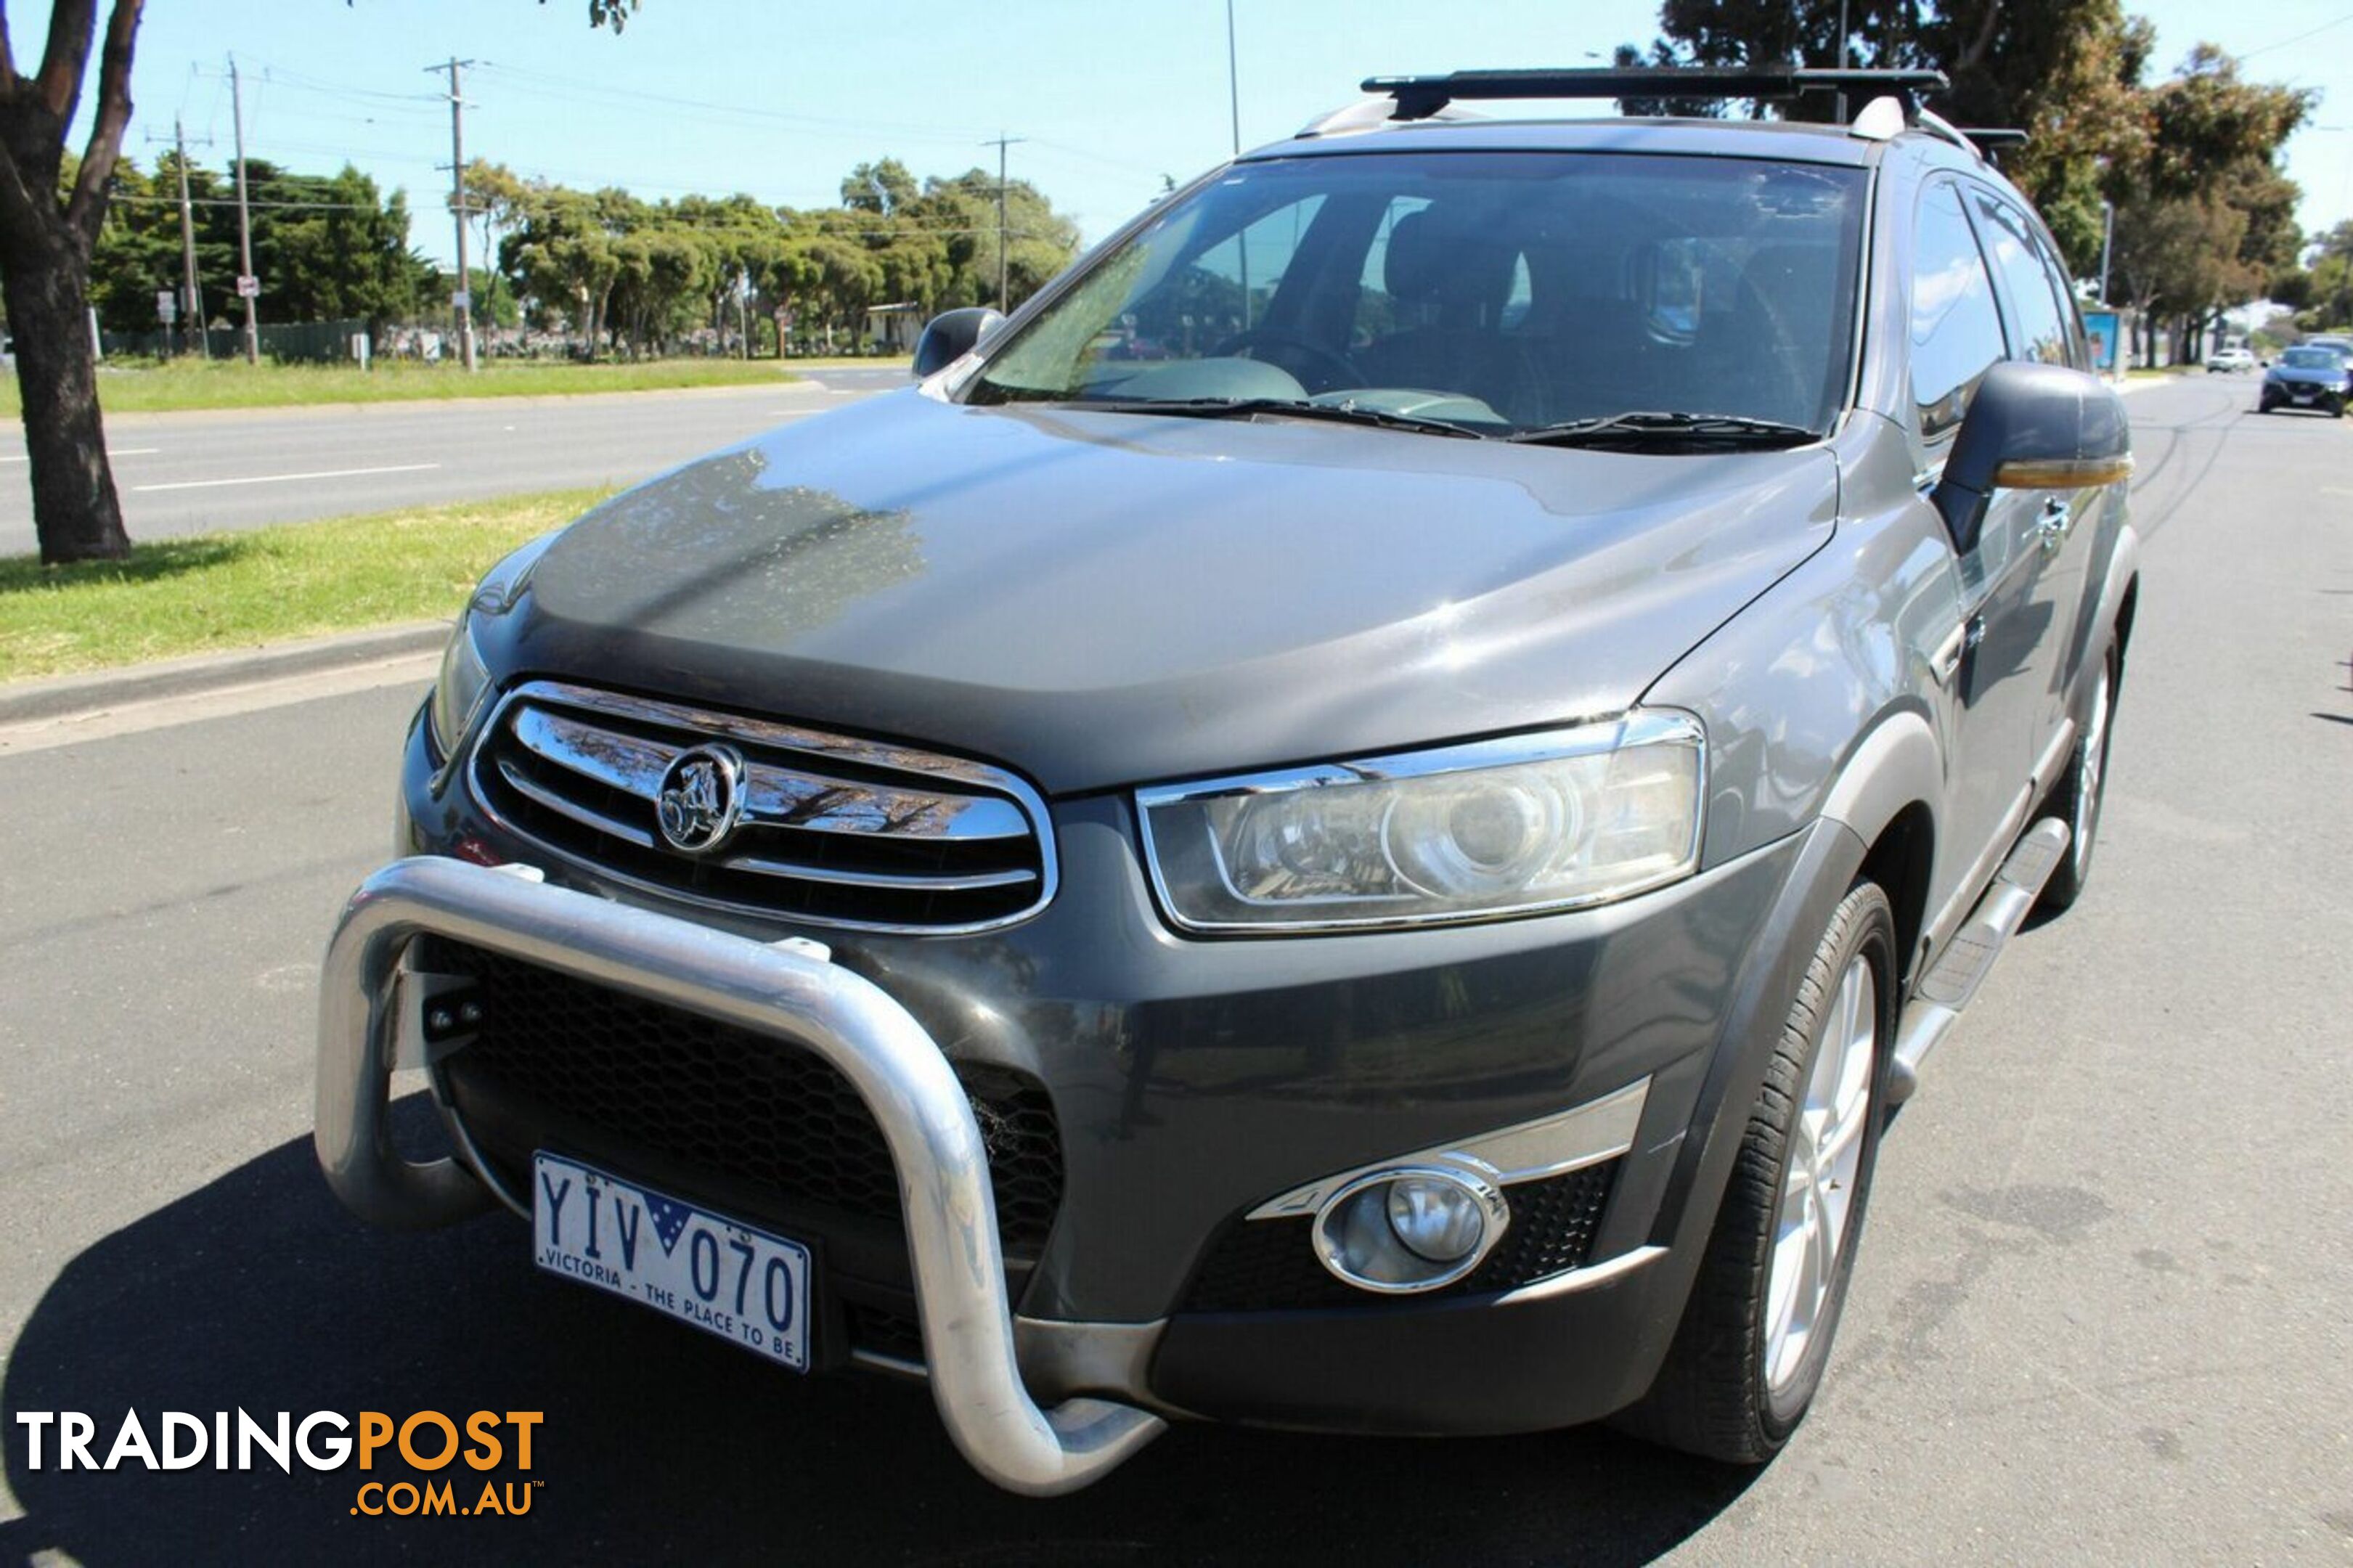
top-left (0, 357), bottom-right (810, 417)
top-left (0, 488), bottom-right (611, 682)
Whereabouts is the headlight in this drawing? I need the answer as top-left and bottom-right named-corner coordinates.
top-left (1136, 711), bottom-right (1705, 932)
top-left (426, 617), bottom-right (492, 758)
top-left (425, 531), bottom-right (560, 757)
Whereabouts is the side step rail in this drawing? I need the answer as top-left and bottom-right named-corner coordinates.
top-left (1888, 817), bottom-right (2071, 1103)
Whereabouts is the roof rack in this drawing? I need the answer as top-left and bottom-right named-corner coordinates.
top-left (1359, 67), bottom-right (1951, 123)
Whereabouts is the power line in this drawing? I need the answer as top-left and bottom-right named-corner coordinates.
top-left (468, 59), bottom-right (995, 144)
top-left (110, 194), bottom-right (397, 211)
top-left (2240, 12), bottom-right (2353, 60)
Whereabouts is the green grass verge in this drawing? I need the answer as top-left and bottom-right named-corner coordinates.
top-left (0, 489), bottom-right (610, 682)
top-left (1, 357), bottom-right (804, 417)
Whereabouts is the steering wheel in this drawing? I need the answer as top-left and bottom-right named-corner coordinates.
top-left (1210, 328), bottom-right (1361, 391)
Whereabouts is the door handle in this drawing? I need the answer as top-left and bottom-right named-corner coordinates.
top-left (1930, 616), bottom-right (1983, 687)
top-left (2034, 497), bottom-right (2073, 552)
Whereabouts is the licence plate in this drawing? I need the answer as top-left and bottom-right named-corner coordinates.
top-left (531, 1152), bottom-right (811, 1371)
top-left (2293, 391), bottom-right (2317, 401)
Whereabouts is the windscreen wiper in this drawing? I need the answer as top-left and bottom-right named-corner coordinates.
top-left (1067, 396), bottom-right (1488, 440)
top-left (1505, 410), bottom-right (1819, 448)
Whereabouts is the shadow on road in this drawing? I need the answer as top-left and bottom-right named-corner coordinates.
top-left (1, 1100), bottom-right (1755, 1566)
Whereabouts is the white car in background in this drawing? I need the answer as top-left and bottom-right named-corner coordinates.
top-left (2205, 346), bottom-right (2255, 372)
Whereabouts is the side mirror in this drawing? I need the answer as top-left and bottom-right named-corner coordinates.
top-left (1932, 361), bottom-right (2132, 555)
top-left (911, 307), bottom-right (1006, 379)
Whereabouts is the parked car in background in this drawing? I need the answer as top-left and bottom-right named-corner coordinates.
top-left (316, 65), bottom-right (2138, 1497)
top-left (2259, 345), bottom-right (2353, 415)
top-left (2205, 346), bottom-right (2254, 372)
top-left (2298, 333), bottom-right (2353, 360)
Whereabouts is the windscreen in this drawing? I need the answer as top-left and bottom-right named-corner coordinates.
top-left (966, 150), bottom-right (1869, 437)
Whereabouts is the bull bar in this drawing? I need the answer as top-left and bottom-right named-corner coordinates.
top-left (314, 855), bottom-right (1167, 1495)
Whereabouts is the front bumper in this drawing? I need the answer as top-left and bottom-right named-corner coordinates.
top-left (316, 854), bottom-right (1164, 1495)
top-left (354, 700), bottom-right (1855, 1462)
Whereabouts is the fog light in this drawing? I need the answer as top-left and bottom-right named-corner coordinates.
top-left (1311, 1165), bottom-right (1509, 1294)
top-left (1387, 1175), bottom-right (1485, 1262)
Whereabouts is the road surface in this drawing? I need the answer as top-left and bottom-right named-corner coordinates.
top-left (0, 366), bottom-right (908, 557)
top-left (0, 376), bottom-right (2346, 1564)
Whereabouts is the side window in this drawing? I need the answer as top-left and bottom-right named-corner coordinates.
top-left (1910, 180), bottom-right (2007, 444)
top-left (1970, 191), bottom-right (2071, 367)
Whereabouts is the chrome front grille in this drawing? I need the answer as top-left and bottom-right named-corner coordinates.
top-left (469, 680), bottom-right (1055, 932)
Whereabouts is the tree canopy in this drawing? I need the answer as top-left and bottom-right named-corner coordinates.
top-left (89, 154), bottom-right (433, 334)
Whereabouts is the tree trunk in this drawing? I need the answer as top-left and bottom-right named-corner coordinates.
top-left (0, 218), bottom-right (130, 564)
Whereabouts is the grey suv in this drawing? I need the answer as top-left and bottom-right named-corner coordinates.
top-left (317, 67), bottom-right (2137, 1495)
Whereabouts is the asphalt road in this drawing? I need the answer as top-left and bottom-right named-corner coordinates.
top-left (0, 365), bottom-right (909, 557)
top-left (0, 375), bottom-right (2346, 1564)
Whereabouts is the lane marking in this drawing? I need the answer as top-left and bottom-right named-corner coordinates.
top-left (1, 447), bottom-right (158, 463)
top-left (131, 462), bottom-right (440, 493)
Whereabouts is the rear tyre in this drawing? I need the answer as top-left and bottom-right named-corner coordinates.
top-left (2036, 643), bottom-right (2119, 915)
top-left (1615, 881), bottom-right (1896, 1464)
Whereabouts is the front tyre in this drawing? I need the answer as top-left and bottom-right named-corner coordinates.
top-left (1617, 881), bottom-right (1896, 1463)
top-left (2035, 644), bottom-right (2119, 914)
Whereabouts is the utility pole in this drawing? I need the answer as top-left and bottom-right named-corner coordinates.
top-left (983, 134), bottom-right (1026, 311)
top-left (428, 58), bottom-right (479, 372)
top-left (174, 120), bottom-right (205, 357)
top-left (150, 116), bottom-right (211, 359)
top-left (228, 55), bottom-right (259, 365)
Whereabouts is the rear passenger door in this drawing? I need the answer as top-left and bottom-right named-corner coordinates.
top-left (1908, 176), bottom-right (2049, 902)
top-left (1965, 186), bottom-right (2102, 756)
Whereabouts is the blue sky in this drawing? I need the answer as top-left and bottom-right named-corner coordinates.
top-left (32, 0), bottom-right (2353, 267)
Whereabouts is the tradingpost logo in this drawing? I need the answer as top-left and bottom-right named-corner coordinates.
top-left (12, 1408), bottom-right (545, 1517)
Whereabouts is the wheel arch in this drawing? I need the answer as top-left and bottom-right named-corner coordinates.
top-left (1816, 709), bottom-right (1941, 988)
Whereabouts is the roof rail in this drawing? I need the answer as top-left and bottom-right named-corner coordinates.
top-left (1359, 66), bottom-right (1949, 123)
top-left (1912, 107), bottom-right (1999, 160)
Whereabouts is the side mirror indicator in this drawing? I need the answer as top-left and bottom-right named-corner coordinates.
top-left (1930, 361), bottom-right (2130, 555)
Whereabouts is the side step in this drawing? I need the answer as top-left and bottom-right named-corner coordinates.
top-left (1887, 817), bottom-right (2071, 1103)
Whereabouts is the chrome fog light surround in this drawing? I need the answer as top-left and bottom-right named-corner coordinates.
top-left (1310, 1164), bottom-right (1510, 1294)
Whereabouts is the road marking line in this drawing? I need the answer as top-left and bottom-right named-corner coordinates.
top-left (131, 462), bottom-right (440, 493)
top-left (3, 446), bottom-right (161, 463)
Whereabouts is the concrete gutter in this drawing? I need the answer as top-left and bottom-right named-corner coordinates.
top-left (0, 619), bottom-right (451, 727)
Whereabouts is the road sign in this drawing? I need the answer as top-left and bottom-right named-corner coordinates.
top-left (155, 290), bottom-right (177, 323)
top-left (235, 274), bottom-right (260, 299)
top-left (450, 290), bottom-right (471, 311)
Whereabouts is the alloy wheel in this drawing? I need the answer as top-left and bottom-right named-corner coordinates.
top-left (1763, 953), bottom-right (1877, 1397)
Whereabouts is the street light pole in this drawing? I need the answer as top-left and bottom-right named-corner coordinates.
top-left (1226, 0), bottom-right (1241, 156)
top-left (2100, 199), bottom-right (2115, 304)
